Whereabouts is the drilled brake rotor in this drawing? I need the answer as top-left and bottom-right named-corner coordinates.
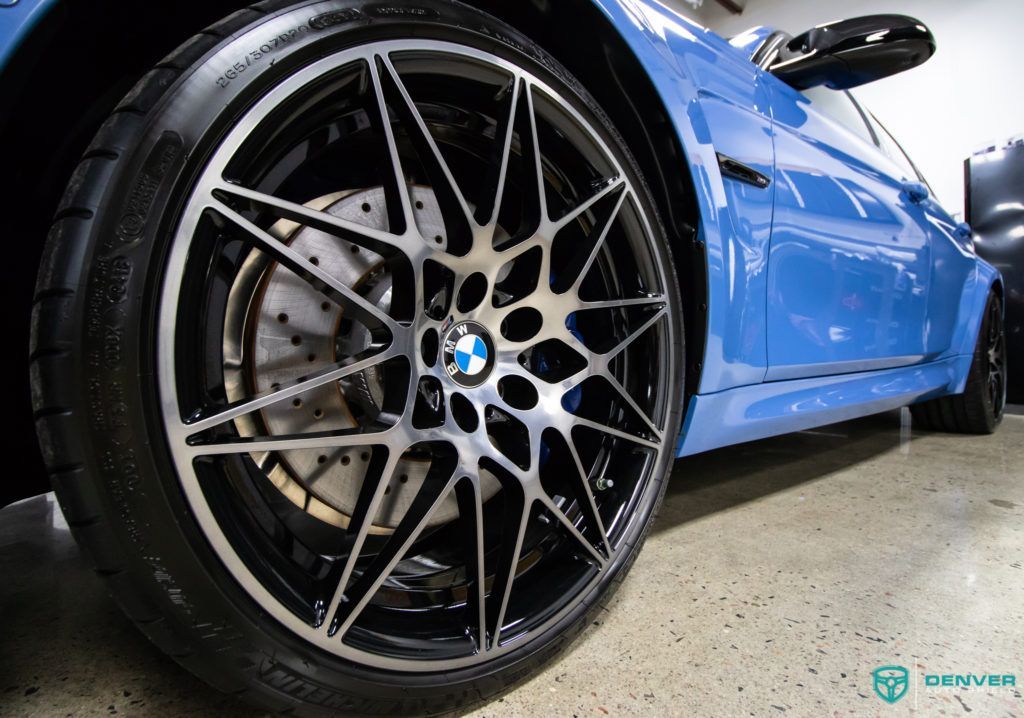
top-left (224, 186), bottom-right (498, 532)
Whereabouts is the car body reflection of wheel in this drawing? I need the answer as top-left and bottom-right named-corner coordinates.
top-left (32, 3), bottom-right (683, 713)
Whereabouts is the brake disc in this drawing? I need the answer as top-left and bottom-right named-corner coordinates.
top-left (224, 186), bottom-right (480, 532)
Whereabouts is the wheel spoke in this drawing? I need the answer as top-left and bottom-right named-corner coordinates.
top-left (485, 464), bottom-right (531, 648)
top-left (560, 428), bottom-right (612, 557)
top-left (323, 447), bottom-right (404, 632)
top-left (553, 176), bottom-right (626, 232)
top-left (213, 183), bottom-right (412, 257)
top-left (523, 82), bottom-right (549, 224)
top-left (378, 54), bottom-right (477, 232)
top-left (601, 306), bottom-right (668, 360)
top-left (330, 459), bottom-right (458, 637)
top-left (186, 427), bottom-right (391, 457)
top-left (489, 509), bottom-right (530, 648)
top-left (572, 416), bottom-right (661, 450)
top-left (595, 370), bottom-right (664, 439)
top-left (182, 348), bottom-right (395, 436)
top-left (563, 185), bottom-right (629, 294)
top-left (454, 477), bottom-right (487, 651)
top-left (538, 494), bottom-right (607, 566)
top-left (480, 78), bottom-right (522, 231)
top-left (366, 56), bottom-right (417, 237)
top-left (577, 295), bottom-right (666, 311)
top-left (208, 199), bottom-right (398, 333)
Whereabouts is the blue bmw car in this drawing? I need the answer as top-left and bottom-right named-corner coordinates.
top-left (1, 0), bottom-right (1005, 713)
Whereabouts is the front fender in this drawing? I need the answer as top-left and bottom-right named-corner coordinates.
top-left (589, 0), bottom-right (776, 395)
top-left (947, 256), bottom-right (1002, 393)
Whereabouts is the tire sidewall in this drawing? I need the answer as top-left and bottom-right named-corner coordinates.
top-left (70, 0), bottom-right (684, 711)
top-left (977, 291), bottom-right (1005, 430)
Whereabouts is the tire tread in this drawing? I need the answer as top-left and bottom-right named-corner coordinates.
top-left (30, 6), bottom-right (276, 710)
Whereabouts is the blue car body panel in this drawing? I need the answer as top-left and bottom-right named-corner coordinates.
top-left (3, 0), bottom-right (1002, 460)
top-left (678, 354), bottom-right (973, 455)
top-left (767, 82), bottom-right (936, 380)
top-left (588, 0), bottom-right (1000, 456)
top-left (0, 0), bottom-right (56, 69)
top-left (591, 0), bottom-right (778, 393)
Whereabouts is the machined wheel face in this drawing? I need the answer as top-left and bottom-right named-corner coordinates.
top-left (157, 39), bottom-right (679, 672)
top-left (986, 298), bottom-right (1006, 418)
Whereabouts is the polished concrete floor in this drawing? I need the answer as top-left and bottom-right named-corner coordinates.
top-left (1, 410), bottom-right (1022, 717)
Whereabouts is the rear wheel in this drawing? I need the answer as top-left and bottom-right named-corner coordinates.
top-left (911, 290), bottom-right (1006, 434)
top-left (31, 2), bottom-right (684, 714)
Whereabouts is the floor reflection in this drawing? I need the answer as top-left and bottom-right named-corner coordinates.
top-left (658, 410), bottom-right (910, 531)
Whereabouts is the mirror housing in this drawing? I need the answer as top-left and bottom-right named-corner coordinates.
top-left (770, 15), bottom-right (935, 91)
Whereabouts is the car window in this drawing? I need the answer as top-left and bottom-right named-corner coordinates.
top-left (800, 86), bottom-right (877, 147)
top-left (864, 111), bottom-right (927, 184)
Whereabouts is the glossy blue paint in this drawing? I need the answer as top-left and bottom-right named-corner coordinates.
top-left (592, 0), bottom-right (1001, 456)
top-left (901, 180), bottom-right (930, 203)
top-left (766, 82), bottom-right (937, 379)
top-left (593, 0), bottom-right (775, 392)
top-left (0, 0), bottom-right (55, 70)
top-left (676, 355), bottom-right (972, 456)
top-left (946, 259), bottom-right (1001, 393)
top-left (918, 193), bottom-right (985, 363)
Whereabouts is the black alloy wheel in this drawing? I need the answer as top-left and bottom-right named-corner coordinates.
top-left (31, 2), bottom-right (685, 713)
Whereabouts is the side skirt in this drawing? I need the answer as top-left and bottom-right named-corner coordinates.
top-left (676, 355), bottom-right (973, 457)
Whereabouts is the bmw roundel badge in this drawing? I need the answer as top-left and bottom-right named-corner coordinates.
top-left (442, 321), bottom-right (495, 387)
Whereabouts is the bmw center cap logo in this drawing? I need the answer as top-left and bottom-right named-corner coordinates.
top-left (442, 321), bottom-right (495, 387)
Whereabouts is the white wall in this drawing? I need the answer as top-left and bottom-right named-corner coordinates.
top-left (664, 0), bottom-right (1024, 216)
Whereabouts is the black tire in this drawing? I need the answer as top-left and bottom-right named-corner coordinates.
top-left (910, 290), bottom-right (1006, 434)
top-left (30, 2), bottom-right (685, 715)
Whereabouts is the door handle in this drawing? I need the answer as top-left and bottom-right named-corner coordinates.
top-left (901, 180), bottom-right (930, 204)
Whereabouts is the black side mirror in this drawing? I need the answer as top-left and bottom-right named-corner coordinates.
top-left (770, 15), bottom-right (935, 90)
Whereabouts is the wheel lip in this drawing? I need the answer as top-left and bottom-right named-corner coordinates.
top-left (155, 38), bottom-right (679, 672)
